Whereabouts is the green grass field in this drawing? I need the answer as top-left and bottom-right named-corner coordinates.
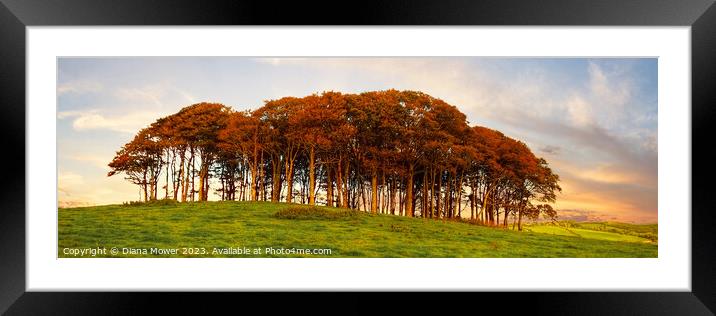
top-left (524, 221), bottom-right (657, 243)
top-left (58, 201), bottom-right (657, 258)
top-left (524, 225), bottom-right (650, 243)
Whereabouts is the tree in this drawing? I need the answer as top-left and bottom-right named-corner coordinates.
top-left (174, 103), bottom-right (231, 201)
top-left (108, 127), bottom-right (164, 201)
top-left (218, 110), bottom-right (262, 201)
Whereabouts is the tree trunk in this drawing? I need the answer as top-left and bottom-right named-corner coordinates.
top-left (251, 138), bottom-right (259, 201)
top-left (445, 172), bottom-right (451, 218)
top-left (220, 175), bottom-right (225, 201)
top-left (250, 161), bottom-right (257, 201)
top-left (326, 167), bottom-right (334, 207)
top-left (197, 159), bottom-right (211, 202)
top-left (482, 186), bottom-right (492, 225)
top-left (504, 206), bottom-right (510, 228)
top-left (243, 165), bottom-right (249, 201)
top-left (399, 182), bottom-right (404, 216)
top-left (370, 168), bottom-right (378, 214)
top-left (470, 180), bottom-right (476, 220)
top-left (165, 152), bottom-right (170, 199)
top-left (335, 157), bottom-right (343, 207)
top-left (517, 215), bottom-right (522, 231)
top-left (361, 181), bottom-right (367, 212)
top-left (285, 159), bottom-right (294, 203)
top-left (149, 169), bottom-right (156, 201)
top-left (422, 171), bottom-right (428, 218)
top-left (436, 169), bottom-right (442, 219)
top-left (390, 177), bottom-right (397, 215)
top-left (258, 151), bottom-right (265, 201)
top-left (271, 156), bottom-right (281, 202)
top-left (428, 169), bottom-right (434, 218)
top-left (205, 166), bottom-right (210, 201)
top-left (381, 171), bottom-right (387, 213)
top-left (143, 171), bottom-right (148, 202)
top-left (406, 163), bottom-right (414, 217)
top-left (181, 149), bottom-right (190, 202)
top-left (198, 165), bottom-right (205, 201)
top-left (343, 161), bottom-right (350, 209)
top-left (518, 207), bottom-right (523, 231)
top-left (456, 172), bottom-right (463, 218)
top-left (176, 150), bottom-right (184, 201)
top-left (309, 146), bottom-right (316, 205)
top-left (190, 152), bottom-right (196, 202)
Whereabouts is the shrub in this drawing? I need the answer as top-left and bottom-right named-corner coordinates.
top-left (122, 198), bottom-right (178, 207)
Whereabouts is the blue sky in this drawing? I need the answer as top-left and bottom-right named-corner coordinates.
top-left (57, 57), bottom-right (658, 223)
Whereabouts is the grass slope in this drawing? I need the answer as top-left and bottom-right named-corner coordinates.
top-left (524, 225), bottom-right (653, 243)
top-left (58, 201), bottom-right (657, 258)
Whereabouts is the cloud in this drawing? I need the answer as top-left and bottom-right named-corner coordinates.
top-left (114, 88), bottom-right (163, 107)
top-left (253, 57), bottom-right (311, 66)
top-left (539, 145), bottom-right (561, 155)
top-left (57, 80), bottom-right (103, 95)
top-left (588, 61), bottom-right (632, 110)
top-left (566, 95), bottom-right (594, 127)
top-left (554, 169), bottom-right (657, 222)
top-left (58, 110), bottom-right (164, 133)
top-left (58, 168), bottom-right (142, 206)
top-left (174, 88), bottom-right (197, 104)
top-left (552, 209), bottom-right (604, 222)
top-left (57, 109), bottom-right (98, 119)
top-left (112, 83), bottom-right (191, 107)
top-left (69, 154), bottom-right (112, 170)
top-left (59, 81), bottom-right (198, 130)
top-left (58, 171), bottom-right (85, 198)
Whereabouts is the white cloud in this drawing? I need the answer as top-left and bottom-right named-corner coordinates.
top-left (57, 81), bottom-right (200, 141)
top-left (174, 88), bottom-right (197, 104)
top-left (113, 84), bottom-right (168, 107)
top-left (69, 154), bottom-right (112, 171)
top-left (253, 57), bottom-right (311, 66)
top-left (588, 62), bottom-right (632, 105)
top-left (587, 62), bottom-right (635, 126)
top-left (58, 169), bottom-right (141, 206)
top-left (566, 95), bottom-right (594, 127)
top-left (57, 80), bottom-right (103, 95)
top-left (59, 110), bottom-right (164, 133)
top-left (58, 170), bottom-right (85, 199)
top-left (58, 170), bottom-right (84, 187)
top-left (110, 83), bottom-right (199, 112)
top-left (57, 109), bottom-right (98, 119)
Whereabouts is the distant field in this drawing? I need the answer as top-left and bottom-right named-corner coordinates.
top-left (524, 223), bottom-right (655, 243)
top-left (58, 201), bottom-right (657, 258)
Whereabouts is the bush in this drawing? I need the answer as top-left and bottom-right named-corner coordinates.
top-left (122, 198), bottom-right (178, 207)
top-left (274, 206), bottom-right (361, 220)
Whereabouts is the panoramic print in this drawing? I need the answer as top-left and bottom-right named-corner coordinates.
top-left (57, 57), bottom-right (657, 258)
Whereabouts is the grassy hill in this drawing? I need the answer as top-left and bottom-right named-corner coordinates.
top-left (58, 201), bottom-right (657, 258)
top-left (524, 221), bottom-right (657, 243)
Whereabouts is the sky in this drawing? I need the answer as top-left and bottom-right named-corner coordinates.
top-left (57, 57), bottom-right (658, 223)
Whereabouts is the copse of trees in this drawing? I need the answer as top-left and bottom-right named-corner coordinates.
top-left (108, 90), bottom-right (561, 230)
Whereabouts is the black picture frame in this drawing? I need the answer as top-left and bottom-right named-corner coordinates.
top-left (1, 0), bottom-right (714, 314)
